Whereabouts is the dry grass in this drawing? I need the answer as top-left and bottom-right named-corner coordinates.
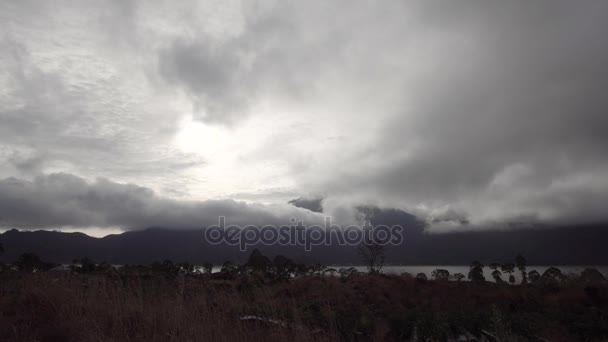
top-left (0, 273), bottom-right (338, 342)
top-left (0, 272), bottom-right (607, 341)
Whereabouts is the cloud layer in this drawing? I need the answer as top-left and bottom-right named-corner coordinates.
top-left (1, 1), bottom-right (607, 232)
top-left (0, 173), bottom-right (324, 230)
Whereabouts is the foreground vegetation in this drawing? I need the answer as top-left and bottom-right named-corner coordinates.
top-left (0, 251), bottom-right (607, 341)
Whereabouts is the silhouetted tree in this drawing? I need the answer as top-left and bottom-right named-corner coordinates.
top-left (489, 263), bottom-right (503, 283)
top-left (272, 255), bottom-right (294, 281)
top-left (515, 254), bottom-right (527, 284)
top-left (14, 253), bottom-right (53, 272)
top-left (528, 270), bottom-right (541, 284)
top-left (97, 262), bottom-right (114, 272)
top-left (78, 257), bottom-right (97, 273)
top-left (306, 263), bottom-right (326, 277)
top-left (450, 273), bottom-right (465, 282)
top-left (492, 269), bottom-right (504, 283)
top-left (415, 272), bottom-right (428, 281)
top-left (579, 268), bottom-right (607, 284)
top-left (468, 260), bottom-right (485, 283)
top-left (293, 263), bottom-right (308, 277)
top-left (176, 262), bottom-right (195, 275)
top-left (431, 269), bottom-right (450, 281)
top-left (501, 263), bottom-right (516, 284)
top-left (324, 267), bottom-right (337, 276)
top-left (338, 267), bottom-right (358, 279)
top-left (246, 249), bottom-right (271, 273)
top-left (541, 266), bottom-right (565, 284)
top-left (358, 240), bottom-right (385, 274)
top-left (0, 243), bottom-right (5, 271)
top-left (220, 261), bottom-right (238, 278)
top-left (151, 259), bottom-right (180, 277)
top-left (201, 262), bottom-right (213, 275)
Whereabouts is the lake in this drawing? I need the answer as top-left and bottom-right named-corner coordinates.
top-left (332, 265), bottom-right (608, 282)
top-left (210, 265), bottom-right (608, 282)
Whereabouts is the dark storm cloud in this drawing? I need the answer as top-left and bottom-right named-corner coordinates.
top-left (0, 173), bottom-right (323, 230)
top-left (286, 0), bottom-right (608, 228)
top-left (1, 0), bottom-right (608, 231)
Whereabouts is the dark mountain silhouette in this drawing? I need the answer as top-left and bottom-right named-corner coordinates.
top-left (1, 206), bottom-right (607, 265)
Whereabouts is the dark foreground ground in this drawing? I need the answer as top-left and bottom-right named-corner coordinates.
top-left (1, 268), bottom-right (607, 342)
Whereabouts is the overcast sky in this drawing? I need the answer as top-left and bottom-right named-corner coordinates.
top-left (1, 1), bottom-right (607, 236)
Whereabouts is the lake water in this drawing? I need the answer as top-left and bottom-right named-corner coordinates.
top-left (211, 265), bottom-right (608, 282)
top-left (332, 265), bottom-right (608, 282)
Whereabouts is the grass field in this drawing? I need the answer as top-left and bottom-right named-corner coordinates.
top-left (1, 264), bottom-right (607, 342)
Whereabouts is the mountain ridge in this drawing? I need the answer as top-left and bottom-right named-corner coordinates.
top-left (1, 220), bottom-right (606, 265)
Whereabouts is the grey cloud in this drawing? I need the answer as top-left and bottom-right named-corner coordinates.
top-left (0, 173), bottom-right (324, 230)
top-left (157, 0), bottom-right (392, 124)
top-left (1, 1), bottom-right (608, 232)
top-left (159, 38), bottom-right (250, 124)
top-left (7, 151), bottom-right (47, 175)
top-left (155, 0), bottom-right (608, 228)
top-left (0, 3), bottom-right (203, 191)
top-left (429, 207), bottom-right (469, 226)
top-left (286, 0), bottom-right (608, 228)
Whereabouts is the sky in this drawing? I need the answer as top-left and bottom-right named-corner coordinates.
top-left (1, 0), bottom-right (607, 236)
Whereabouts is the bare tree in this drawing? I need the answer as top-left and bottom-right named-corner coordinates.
top-left (358, 240), bottom-right (386, 274)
